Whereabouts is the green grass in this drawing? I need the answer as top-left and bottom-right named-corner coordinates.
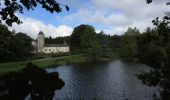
top-left (0, 54), bottom-right (88, 76)
top-left (0, 52), bottom-right (120, 76)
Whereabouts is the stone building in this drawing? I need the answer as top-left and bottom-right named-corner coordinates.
top-left (34, 31), bottom-right (70, 53)
top-left (37, 31), bottom-right (45, 52)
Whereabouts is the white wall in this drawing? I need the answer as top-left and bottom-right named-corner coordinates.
top-left (42, 46), bottom-right (70, 53)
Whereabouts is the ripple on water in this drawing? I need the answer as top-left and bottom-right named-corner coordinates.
top-left (46, 60), bottom-right (159, 100)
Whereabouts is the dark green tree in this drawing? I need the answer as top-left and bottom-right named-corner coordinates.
top-left (70, 24), bottom-right (102, 60)
top-left (137, 15), bottom-right (170, 99)
top-left (97, 31), bottom-right (112, 57)
top-left (0, 0), bottom-right (69, 26)
top-left (45, 36), bottom-right (70, 44)
top-left (0, 24), bottom-right (32, 62)
top-left (80, 26), bottom-right (101, 60)
top-left (70, 24), bottom-right (95, 53)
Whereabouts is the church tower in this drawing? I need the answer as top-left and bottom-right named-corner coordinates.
top-left (37, 31), bottom-right (45, 52)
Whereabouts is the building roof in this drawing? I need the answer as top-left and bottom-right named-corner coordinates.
top-left (44, 44), bottom-right (69, 47)
top-left (38, 31), bottom-right (44, 35)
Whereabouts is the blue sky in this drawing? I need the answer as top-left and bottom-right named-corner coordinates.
top-left (6, 0), bottom-right (170, 38)
top-left (22, 0), bottom-right (84, 26)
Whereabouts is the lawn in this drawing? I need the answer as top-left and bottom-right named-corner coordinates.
top-left (0, 54), bottom-right (88, 76)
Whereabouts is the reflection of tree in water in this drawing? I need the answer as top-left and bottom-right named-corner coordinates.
top-left (0, 63), bottom-right (65, 100)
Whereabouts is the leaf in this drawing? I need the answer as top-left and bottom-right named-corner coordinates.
top-left (146, 0), bottom-right (152, 4)
top-left (167, 2), bottom-right (170, 5)
top-left (65, 5), bottom-right (69, 11)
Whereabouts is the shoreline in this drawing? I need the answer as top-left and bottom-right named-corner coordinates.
top-left (0, 53), bottom-right (132, 76)
top-left (0, 54), bottom-right (88, 76)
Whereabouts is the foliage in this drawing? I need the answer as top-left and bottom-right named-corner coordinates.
top-left (97, 31), bottom-right (112, 57)
top-left (118, 27), bottom-right (140, 60)
top-left (146, 0), bottom-right (170, 5)
top-left (0, 0), bottom-right (69, 26)
top-left (137, 13), bottom-right (170, 98)
top-left (72, 25), bottom-right (102, 60)
top-left (80, 25), bottom-right (97, 53)
top-left (0, 24), bottom-right (33, 62)
top-left (0, 63), bottom-right (65, 100)
top-left (45, 36), bottom-right (70, 44)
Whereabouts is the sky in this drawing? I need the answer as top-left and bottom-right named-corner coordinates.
top-left (6, 0), bottom-right (170, 39)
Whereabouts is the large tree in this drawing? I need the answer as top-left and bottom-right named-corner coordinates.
top-left (0, 0), bottom-right (69, 26)
top-left (0, 24), bottom-right (33, 62)
top-left (70, 24), bottom-right (96, 53)
top-left (70, 24), bottom-right (102, 59)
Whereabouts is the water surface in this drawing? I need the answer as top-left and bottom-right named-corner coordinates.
top-left (47, 60), bottom-right (158, 100)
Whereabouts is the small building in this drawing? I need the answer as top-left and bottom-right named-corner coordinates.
top-left (33, 31), bottom-right (70, 53)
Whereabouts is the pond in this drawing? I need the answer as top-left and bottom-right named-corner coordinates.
top-left (46, 60), bottom-right (158, 100)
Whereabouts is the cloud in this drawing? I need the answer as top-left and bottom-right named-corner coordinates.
top-left (8, 15), bottom-right (73, 39)
top-left (64, 9), bottom-right (131, 26)
top-left (56, 0), bottom-right (169, 35)
top-left (5, 0), bottom-right (170, 37)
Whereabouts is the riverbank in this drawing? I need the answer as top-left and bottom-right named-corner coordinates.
top-left (0, 54), bottom-right (89, 76)
top-left (0, 52), bottom-right (120, 76)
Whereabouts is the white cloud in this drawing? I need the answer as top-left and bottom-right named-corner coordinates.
top-left (56, 0), bottom-right (169, 35)
top-left (5, 0), bottom-right (170, 36)
top-left (64, 9), bottom-right (131, 27)
top-left (7, 15), bottom-right (73, 39)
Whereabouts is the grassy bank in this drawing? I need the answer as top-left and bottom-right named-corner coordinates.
top-left (0, 54), bottom-right (89, 76)
top-left (0, 52), bottom-right (120, 76)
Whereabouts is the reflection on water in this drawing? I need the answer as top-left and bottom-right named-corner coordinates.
top-left (47, 60), bottom-right (158, 100)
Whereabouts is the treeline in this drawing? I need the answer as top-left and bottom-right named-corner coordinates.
top-left (0, 25), bottom-right (33, 62)
top-left (69, 25), bottom-right (117, 60)
top-left (44, 24), bottom-right (142, 60)
top-left (45, 36), bottom-right (70, 44)
top-left (67, 24), bottom-right (141, 61)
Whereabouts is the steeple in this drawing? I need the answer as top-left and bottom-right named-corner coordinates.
top-left (38, 31), bottom-right (44, 35)
top-left (37, 31), bottom-right (45, 52)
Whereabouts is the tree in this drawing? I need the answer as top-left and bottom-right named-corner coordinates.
top-left (137, 15), bottom-right (170, 99)
top-left (118, 27), bottom-right (140, 60)
top-left (0, 0), bottom-right (69, 26)
top-left (80, 25), bottom-right (101, 60)
top-left (45, 36), bottom-right (70, 44)
top-left (14, 32), bottom-right (33, 57)
top-left (0, 24), bottom-right (33, 62)
top-left (136, 2), bottom-right (170, 99)
top-left (70, 24), bottom-right (102, 60)
top-left (0, 63), bottom-right (65, 100)
top-left (97, 31), bottom-right (112, 57)
top-left (80, 25), bottom-right (96, 52)
top-left (70, 24), bottom-right (95, 53)
top-left (124, 27), bottom-right (140, 36)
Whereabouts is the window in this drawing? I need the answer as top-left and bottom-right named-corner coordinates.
top-left (45, 49), bottom-right (47, 51)
top-left (49, 49), bottom-right (51, 51)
